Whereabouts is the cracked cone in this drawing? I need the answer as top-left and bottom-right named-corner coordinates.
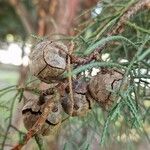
top-left (29, 41), bottom-right (68, 83)
top-left (88, 68), bottom-right (124, 110)
top-left (22, 95), bottom-right (62, 136)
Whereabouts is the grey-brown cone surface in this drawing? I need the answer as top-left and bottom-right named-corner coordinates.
top-left (29, 41), bottom-right (68, 83)
top-left (61, 79), bottom-right (93, 116)
top-left (22, 95), bottom-right (62, 136)
top-left (88, 68), bottom-right (124, 110)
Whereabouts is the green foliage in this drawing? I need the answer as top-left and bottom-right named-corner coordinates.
top-left (0, 0), bottom-right (150, 149)
top-left (61, 0), bottom-right (150, 149)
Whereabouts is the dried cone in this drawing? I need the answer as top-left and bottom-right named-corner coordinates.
top-left (88, 68), bottom-right (124, 110)
top-left (22, 95), bottom-right (62, 136)
top-left (61, 93), bottom-right (91, 116)
top-left (29, 41), bottom-right (68, 83)
top-left (61, 78), bottom-right (93, 116)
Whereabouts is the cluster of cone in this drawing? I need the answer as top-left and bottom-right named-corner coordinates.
top-left (22, 41), bottom-right (124, 135)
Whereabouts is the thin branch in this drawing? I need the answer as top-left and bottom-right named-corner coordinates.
top-left (67, 42), bottom-right (74, 116)
top-left (109, 0), bottom-right (150, 35)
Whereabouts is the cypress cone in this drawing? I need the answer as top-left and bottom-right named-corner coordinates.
top-left (29, 41), bottom-right (68, 83)
top-left (87, 68), bottom-right (124, 110)
top-left (22, 94), bottom-right (62, 136)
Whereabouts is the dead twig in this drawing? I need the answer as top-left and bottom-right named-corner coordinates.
top-left (67, 41), bottom-right (74, 116)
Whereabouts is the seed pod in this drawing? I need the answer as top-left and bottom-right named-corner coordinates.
top-left (61, 79), bottom-right (93, 116)
top-left (29, 41), bottom-right (68, 83)
top-left (88, 68), bottom-right (124, 110)
top-left (22, 95), bottom-right (62, 136)
top-left (61, 93), bottom-right (91, 116)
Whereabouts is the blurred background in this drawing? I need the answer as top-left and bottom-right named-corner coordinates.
top-left (0, 0), bottom-right (150, 150)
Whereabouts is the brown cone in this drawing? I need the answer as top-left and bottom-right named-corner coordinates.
top-left (22, 95), bottom-right (62, 136)
top-left (88, 68), bottom-right (124, 110)
top-left (29, 41), bottom-right (68, 83)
